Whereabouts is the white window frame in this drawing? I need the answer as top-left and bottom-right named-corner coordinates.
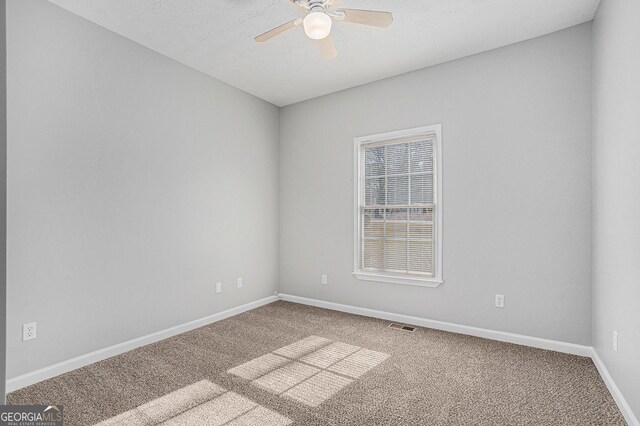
top-left (353, 124), bottom-right (443, 287)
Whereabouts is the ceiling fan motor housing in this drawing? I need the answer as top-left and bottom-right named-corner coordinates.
top-left (307, 1), bottom-right (326, 13)
top-left (258, 0), bottom-right (392, 59)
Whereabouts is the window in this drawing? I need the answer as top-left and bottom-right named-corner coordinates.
top-left (353, 125), bottom-right (442, 287)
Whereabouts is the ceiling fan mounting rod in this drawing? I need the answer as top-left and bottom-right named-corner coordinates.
top-left (293, 0), bottom-right (333, 11)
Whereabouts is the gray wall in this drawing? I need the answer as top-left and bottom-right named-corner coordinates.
top-left (6, 0), bottom-right (279, 378)
top-left (592, 0), bottom-right (640, 418)
top-left (280, 23), bottom-right (593, 345)
top-left (1, 0), bottom-right (6, 403)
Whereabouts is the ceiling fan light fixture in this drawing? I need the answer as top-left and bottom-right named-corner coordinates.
top-left (303, 11), bottom-right (332, 40)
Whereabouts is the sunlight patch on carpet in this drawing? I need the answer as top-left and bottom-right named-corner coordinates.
top-left (253, 362), bottom-right (320, 395)
top-left (282, 371), bottom-right (353, 407)
top-left (227, 353), bottom-right (290, 381)
top-left (94, 380), bottom-right (292, 426)
top-left (273, 335), bottom-right (331, 358)
top-left (328, 348), bottom-right (391, 379)
top-left (228, 336), bottom-right (389, 407)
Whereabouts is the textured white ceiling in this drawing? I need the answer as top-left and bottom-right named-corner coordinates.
top-left (47, 0), bottom-right (600, 106)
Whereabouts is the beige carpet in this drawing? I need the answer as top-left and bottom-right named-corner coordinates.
top-left (7, 301), bottom-right (626, 425)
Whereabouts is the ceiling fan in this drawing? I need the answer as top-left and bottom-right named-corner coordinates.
top-left (255, 0), bottom-right (393, 59)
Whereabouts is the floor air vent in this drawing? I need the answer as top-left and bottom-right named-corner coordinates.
top-left (388, 323), bottom-right (416, 332)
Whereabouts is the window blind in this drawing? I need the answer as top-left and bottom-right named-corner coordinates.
top-left (360, 134), bottom-right (437, 276)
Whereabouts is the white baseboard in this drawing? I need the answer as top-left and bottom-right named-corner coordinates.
top-left (279, 293), bottom-right (640, 424)
top-left (7, 293), bottom-right (637, 425)
top-left (278, 293), bottom-right (592, 357)
top-left (590, 349), bottom-right (640, 426)
top-left (6, 295), bottom-right (278, 393)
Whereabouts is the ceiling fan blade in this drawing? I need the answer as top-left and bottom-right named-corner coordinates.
top-left (255, 20), bottom-right (299, 43)
top-left (339, 9), bottom-right (393, 28)
top-left (319, 35), bottom-right (337, 60)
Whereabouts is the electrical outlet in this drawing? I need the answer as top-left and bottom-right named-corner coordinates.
top-left (495, 294), bottom-right (505, 308)
top-left (23, 322), bottom-right (37, 342)
top-left (237, 277), bottom-right (243, 288)
top-left (613, 331), bottom-right (618, 352)
top-left (321, 274), bottom-right (327, 285)
top-left (215, 282), bottom-right (222, 294)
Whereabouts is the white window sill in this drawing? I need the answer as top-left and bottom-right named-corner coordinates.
top-left (353, 271), bottom-right (443, 288)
